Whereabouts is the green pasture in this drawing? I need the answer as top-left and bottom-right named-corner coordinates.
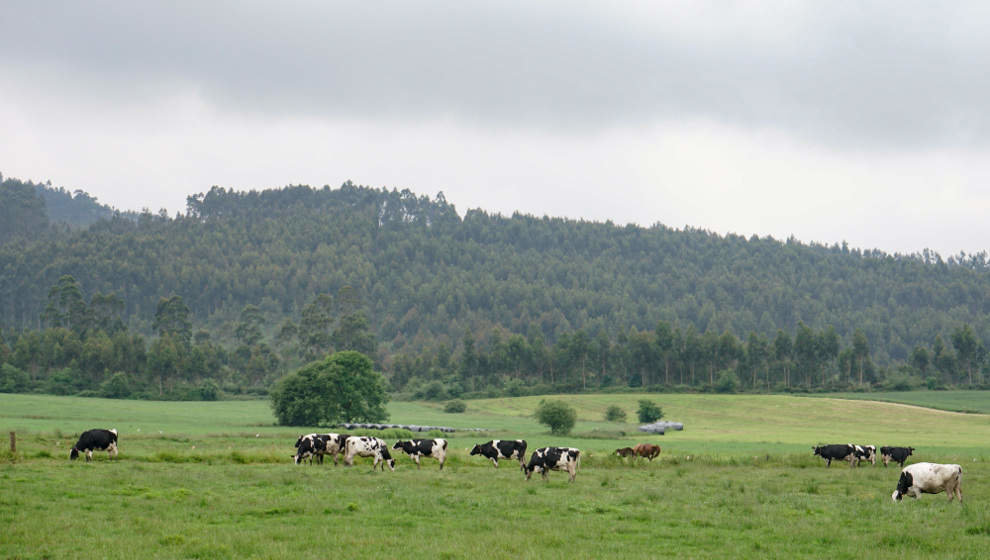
top-left (2, 393), bottom-right (989, 558)
top-left (818, 390), bottom-right (990, 414)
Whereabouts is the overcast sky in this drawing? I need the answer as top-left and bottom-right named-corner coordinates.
top-left (3, 2), bottom-right (989, 256)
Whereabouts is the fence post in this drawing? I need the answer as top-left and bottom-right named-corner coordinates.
top-left (9, 431), bottom-right (14, 453)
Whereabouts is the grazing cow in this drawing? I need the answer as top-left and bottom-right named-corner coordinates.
top-left (892, 462), bottom-right (962, 503)
top-left (344, 436), bottom-right (395, 471)
top-left (70, 428), bottom-right (118, 461)
top-left (292, 433), bottom-right (327, 464)
top-left (524, 447), bottom-right (581, 482)
top-left (320, 433), bottom-right (351, 466)
top-left (470, 440), bottom-right (528, 469)
top-left (812, 444), bottom-right (859, 467)
top-left (615, 447), bottom-right (636, 459)
top-left (853, 444), bottom-right (877, 466)
top-left (633, 443), bottom-right (662, 461)
top-left (880, 446), bottom-right (915, 467)
top-left (392, 439), bottom-right (448, 470)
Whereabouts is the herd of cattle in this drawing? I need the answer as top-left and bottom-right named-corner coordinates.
top-left (291, 433), bottom-right (578, 481)
top-left (811, 443), bottom-right (916, 468)
top-left (66, 428), bottom-right (963, 501)
top-left (812, 442), bottom-right (963, 503)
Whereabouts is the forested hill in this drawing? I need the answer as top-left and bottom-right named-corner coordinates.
top-left (1, 177), bottom-right (989, 375)
top-left (0, 176), bottom-right (137, 243)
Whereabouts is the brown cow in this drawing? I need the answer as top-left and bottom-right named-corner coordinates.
top-left (615, 447), bottom-right (636, 458)
top-left (633, 443), bottom-right (661, 461)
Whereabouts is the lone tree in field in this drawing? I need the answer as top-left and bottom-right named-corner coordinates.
top-left (604, 405), bottom-right (627, 422)
top-left (270, 350), bottom-right (389, 426)
top-left (636, 400), bottom-right (663, 423)
top-left (535, 399), bottom-right (577, 435)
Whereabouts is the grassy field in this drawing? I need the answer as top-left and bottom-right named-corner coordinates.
top-left (2, 393), bottom-right (989, 558)
top-left (819, 390), bottom-right (990, 414)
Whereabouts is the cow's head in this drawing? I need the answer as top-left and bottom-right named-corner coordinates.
top-left (469, 444), bottom-right (481, 456)
top-left (392, 441), bottom-right (406, 451)
top-left (70, 448), bottom-right (80, 460)
top-left (812, 446), bottom-right (822, 456)
top-left (892, 471), bottom-right (913, 502)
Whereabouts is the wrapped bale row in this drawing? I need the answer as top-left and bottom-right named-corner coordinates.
top-left (340, 423), bottom-right (486, 433)
top-left (638, 421), bottom-right (684, 434)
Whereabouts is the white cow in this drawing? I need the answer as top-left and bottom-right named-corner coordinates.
top-left (343, 436), bottom-right (395, 471)
top-left (891, 462), bottom-right (962, 502)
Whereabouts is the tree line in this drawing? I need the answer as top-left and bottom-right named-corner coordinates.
top-left (1, 175), bottom-right (990, 398)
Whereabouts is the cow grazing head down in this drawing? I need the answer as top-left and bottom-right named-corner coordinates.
top-left (70, 428), bottom-right (118, 461)
top-left (891, 462), bottom-right (962, 503)
top-left (892, 471), bottom-right (913, 502)
top-left (615, 447), bottom-right (635, 458)
top-left (524, 447), bottom-right (580, 482)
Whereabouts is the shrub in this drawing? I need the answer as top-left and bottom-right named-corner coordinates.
top-left (100, 372), bottom-right (132, 399)
top-left (636, 400), bottom-right (663, 423)
top-left (199, 379), bottom-right (220, 401)
top-left (715, 369), bottom-right (740, 393)
top-left (604, 405), bottom-right (627, 422)
top-left (443, 400), bottom-right (467, 413)
top-left (535, 399), bottom-right (577, 435)
top-left (0, 363), bottom-right (29, 393)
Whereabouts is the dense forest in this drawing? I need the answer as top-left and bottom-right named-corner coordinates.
top-left (1, 173), bottom-right (988, 399)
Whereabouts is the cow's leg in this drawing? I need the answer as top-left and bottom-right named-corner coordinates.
top-left (86, 450), bottom-right (93, 462)
top-left (415, 455), bottom-right (421, 469)
top-left (568, 464), bottom-right (576, 482)
top-left (108, 443), bottom-right (118, 459)
top-left (825, 458), bottom-right (831, 467)
top-left (491, 457), bottom-right (498, 468)
top-left (439, 455), bottom-right (445, 470)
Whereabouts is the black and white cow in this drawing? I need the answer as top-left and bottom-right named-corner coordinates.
top-left (853, 444), bottom-right (877, 465)
top-left (523, 447), bottom-right (580, 482)
top-left (318, 433), bottom-right (351, 465)
top-left (880, 446), bottom-right (915, 467)
top-left (392, 439), bottom-right (448, 470)
top-left (469, 439), bottom-right (528, 469)
top-left (892, 462), bottom-right (962, 503)
top-left (70, 428), bottom-right (118, 461)
top-left (812, 444), bottom-right (859, 467)
top-left (344, 436), bottom-right (395, 471)
top-left (293, 433), bottom-right (327, 464)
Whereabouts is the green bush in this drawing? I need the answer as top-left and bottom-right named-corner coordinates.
top-left (715, 369), bottom-right (740, 394)
top-left (443, 400), bottom-right (467, 413)
top-left (198, 379), bottom-right (220, 401)
top-left (535, 399), bottom-right (577, 435)
top-left (636, 400), bottom-right (663, 423)
top-left (100, 372), bottom-right (132, 399)
top-left (0, 363), bottom-right (29, 393)
top-left (604, 405), bottom-right (627, 422)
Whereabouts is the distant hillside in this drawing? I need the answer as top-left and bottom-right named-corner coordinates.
top-left (1, 177), bottom-right (988, 383)
top-left (0, 175), bottom-right (137, 240)
top-left (35, 183), bottom-right (137, 228)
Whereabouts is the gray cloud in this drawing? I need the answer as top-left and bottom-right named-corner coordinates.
top-left (3, 2), bottom-right (989, 148)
